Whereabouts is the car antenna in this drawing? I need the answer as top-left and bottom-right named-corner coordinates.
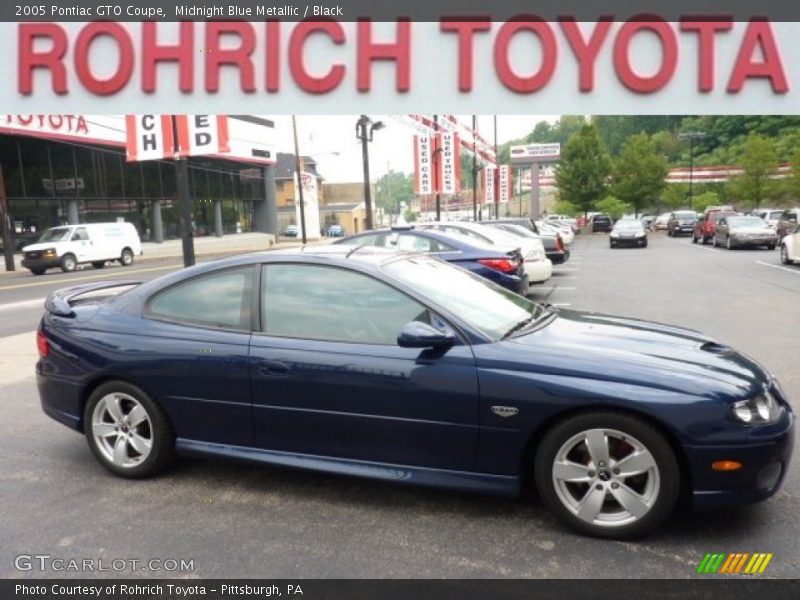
top-left (346, 245), bottom-right (364, 258)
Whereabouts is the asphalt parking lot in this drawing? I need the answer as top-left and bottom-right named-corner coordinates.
top-left (0, 231), bottom-right (798, 579)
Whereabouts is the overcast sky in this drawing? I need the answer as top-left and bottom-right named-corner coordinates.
top-left (269, 115), bottom-right (558, 183)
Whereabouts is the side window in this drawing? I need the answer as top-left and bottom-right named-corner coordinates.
top-left (72, 227), bottom-right (89, 241)
top-left (263, 264), bottom-right (430, 345)
top-left (146, 267), bottom-right (254, 331)
top-left (348, 233), bottom-right (380, 247)
top-left (395, 234), bottom-right (437, 253)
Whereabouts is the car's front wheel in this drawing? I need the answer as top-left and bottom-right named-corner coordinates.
top-left (84, 381), bottom-right (175, 479)
top-left (782, 245), bottom-right (794, 265)
top-left (535, 411), bottom-right (680, 539)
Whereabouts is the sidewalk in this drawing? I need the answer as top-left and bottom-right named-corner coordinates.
top-left (2, 232), bottom-right (312, 273)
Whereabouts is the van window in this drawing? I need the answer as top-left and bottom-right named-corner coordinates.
top-left (71, 228), bottom-right (89, 241)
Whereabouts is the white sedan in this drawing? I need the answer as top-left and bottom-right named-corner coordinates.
top-left (417, 221), bottom-right (553, 284)
top-left (536, 221), bottom-right (575, 245)
top-left (780, 225), bottom-right (800, 265)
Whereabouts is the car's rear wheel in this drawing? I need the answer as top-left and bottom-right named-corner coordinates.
top-left (84, 381), bottom-right (175, 479)
top-left (726, 236), bottom-right (733, 250)
top-left (60, 253), bottom-right (77, 272)
top-left (535, 412), bottom-right (679, 539)
top-left (120, 248), bottom-right (134, 266)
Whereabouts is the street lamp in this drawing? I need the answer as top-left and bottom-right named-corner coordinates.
top-left (678, 131), bottom-right (707, 210)
top-left (356, 115), bottom-right (384, 230)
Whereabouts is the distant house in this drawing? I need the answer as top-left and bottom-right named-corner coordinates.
top-left (274, 153), bottom-right (324, 207)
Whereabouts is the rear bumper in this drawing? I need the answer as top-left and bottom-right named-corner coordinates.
top-left (688, 416), bottom-right (794, 509)
top-left (547, 250), bottom-right (570, 264)
top-left (611, 236), bottom-right (647, 247)
top-left (525, 259), bottom-right (553, 284)
top-left (731, 236), bottom-right (778, 247)
top-left (36, 361), bottom-right (85, 433)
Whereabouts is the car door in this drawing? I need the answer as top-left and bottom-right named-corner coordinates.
top-left (139, 266), bottom-right (257, 446)
top-left (250, 262), bottom-right (480, 471)
top-left (716, 218), bottom-right (727, 244)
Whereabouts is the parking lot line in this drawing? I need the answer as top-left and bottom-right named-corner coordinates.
top-left (755, 261), bottom-right (800, 276)
top-left (684, 242), bottom-right (722, 253)
top-left (552, 303), bottom-right (572, 307)
top-left (0, 298), bottom-right (46, 311)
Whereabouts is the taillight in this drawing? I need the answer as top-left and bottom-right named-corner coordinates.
top-left (478, 258), bottom-right (518, 274)
top-left (556, 236), bottom-right (566, 252)
top-left (36, 330), bottom-right (49, 358)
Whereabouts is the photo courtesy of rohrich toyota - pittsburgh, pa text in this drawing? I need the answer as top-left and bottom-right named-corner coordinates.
top-left (0, 1), bottom-right (799, 599)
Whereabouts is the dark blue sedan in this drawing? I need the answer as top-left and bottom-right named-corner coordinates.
top-left (333, 226), bottom-right (528, 295)
top-left (36, 246), bottom-right (793, 538)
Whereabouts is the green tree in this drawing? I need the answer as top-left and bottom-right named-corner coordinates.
top-left (555, 124), bottom-right (612, 217)
top-left (692, 191), bottom-right (720, 213)
top-left (375, 170), bottom-right (415, 215)
top-left (727, 134), bottom-right (779, 209)
top-left (595, 196), bottom-right (631, 220)
top-left (661, 183), bottom-right (689, 210)
top-left (786, 146), bottom-right (800, 201)
top-left (552, 198), bottom-right (580, 216)
top-left (610, 133), bottom-right (669, 217)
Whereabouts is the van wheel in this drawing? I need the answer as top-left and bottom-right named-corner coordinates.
top-left (120, 248), bottom-right (134, 267)
top-left (30, 268), bottom-right (46, 276)
top-left (92, 261), bottom-right (106, 269)
top-left (60, 254), bottom-right (77, 272)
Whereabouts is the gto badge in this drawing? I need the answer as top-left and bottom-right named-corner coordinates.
top-left (491, 406), bottom-right (519, 418)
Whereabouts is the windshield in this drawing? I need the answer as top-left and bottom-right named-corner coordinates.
top-left (728, 216), bottom-right (767, 228)
top-left (674, 212), bottom-right (696, 220)
top-left (614, 220), bottom-right (643, 231)
top-left (38, 227), bottom-right (72, 242)
top-left (383, 256), bottom-right (550, 341)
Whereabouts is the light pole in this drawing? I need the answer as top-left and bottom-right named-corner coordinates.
top-left (291, 115), bottom-right (307, 244)
top-left (679, 131), bottom-right (706, 210)
top-left (356, 115), bottom-right (384, 230)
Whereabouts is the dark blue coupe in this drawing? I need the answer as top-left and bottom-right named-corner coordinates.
top-left (332, 226), bottom-right (528, 295)
top-left (36, 246), bottom-right (793, 538)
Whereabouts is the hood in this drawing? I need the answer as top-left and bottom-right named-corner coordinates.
top-left (22, 242), bottom-right (58, 252)
top-left (497, 309), bottom-right (770, 400)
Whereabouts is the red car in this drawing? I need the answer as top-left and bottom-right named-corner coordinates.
top-left (692, 209), bottom-right (738, 245)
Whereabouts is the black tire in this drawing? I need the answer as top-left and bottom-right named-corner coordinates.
top-left (781, 245), bottom-right (794, 265)
top-left (641, 239), bottom-right (648, 248)
top-left (60, 253), bottom-right (77, 272)
top-left (83, 381), bottom-right (175, 479)
top-left (91, 261), bottom-right (106, 269)
top-left (691, 233), bottom-right (698, 244)
top-left (120, 248), bottom-right (134, 267)
top-left (701, 236), bottom-right (709, 245)
top-left (30, 268), bottom-right (46, 276)
top-left (726, 236), bottom-right (733, 250)
top-left (768, 244), bottom-right (776, 251)
top-left (534, 411), bottom-right (680, 539)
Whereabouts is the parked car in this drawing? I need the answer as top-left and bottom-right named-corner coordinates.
top-left (692, 209), bottom-right (738, 245)
top-left (537, 220), bottom-right (575, 245)
top-left (333, 226), bottom-right (528, 294)
top-left (651, 213), bottom-right (671, 231)
top-left (610, 219), bottom-right (648, 248)
top-left (776, 208), bottom-right (800, 240)
top-left (666, 210), bottom-right (698, 237)
top-left (640, 215), bottom-right (656, 230)
top-left (714, 216), bottom-right (778, 250)
top-left (327, 224), bottom-right (345, 237)
top-left (751, 208), bottom-right (784, 230)
top-left (283, 225), bottom-right (299, 238)
top-left (36, 246), bottom-right (794, 539)
top-left (545, 215), bottom-right (579, 232)
top-left (590, 214), bottom-right (613, 233)
top-left (21, 222), bottom-right (141, 275)
top-left (483, 218), bottom-right (570, 265)
top-left (416, 221), bottom-right (552, 284)
top-left (780, 224), bottom-right (800, 265)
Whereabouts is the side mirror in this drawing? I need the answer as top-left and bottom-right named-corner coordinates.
top-left (397, 321), bottom-right (454, 349)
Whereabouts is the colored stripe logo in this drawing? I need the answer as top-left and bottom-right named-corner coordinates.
top-left (697, 553), bottom-right (773, 574)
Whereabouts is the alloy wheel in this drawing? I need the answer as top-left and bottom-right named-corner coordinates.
top-left (91, 393), bottom-right (153, 468)
top-left (551, 428), bottom-right (660, 528)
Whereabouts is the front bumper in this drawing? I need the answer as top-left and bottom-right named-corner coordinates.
top-left (22, 256), bottom-right (61, 269)
top-left (688, 413), bottom-right (794, 509)
top-left (672, 226), bottom-right (694, 235)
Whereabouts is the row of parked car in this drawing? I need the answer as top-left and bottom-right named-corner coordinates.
top-left (331, 218), bottom-right (574, 295)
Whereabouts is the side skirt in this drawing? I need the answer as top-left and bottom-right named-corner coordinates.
top-left (176, 438), bottom-right (520, 497)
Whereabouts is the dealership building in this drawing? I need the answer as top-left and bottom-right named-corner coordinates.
top-left (0, 115), bottom-right (280, 246)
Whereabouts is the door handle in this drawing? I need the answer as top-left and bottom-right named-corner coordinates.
top-left (258, 359), bottom-right (290, 377)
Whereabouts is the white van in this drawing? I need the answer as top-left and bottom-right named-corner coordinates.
top-left (21, 222), bottom-right (142, 275)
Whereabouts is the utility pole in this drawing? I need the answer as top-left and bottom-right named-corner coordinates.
top-left (0, 165), bottom-right (16, 272)
top-left (472, 115), bottom-right (478, 222)
top-left (171, 117), bottom-right (195, 267)
top-left (679, 131), bottom-right (706, 211)
top-left (356, 115), bottom-right (384, 230)
top-left (292, 115), bottom-right (307, 244)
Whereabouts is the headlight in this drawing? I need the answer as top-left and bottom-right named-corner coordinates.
top-left (731, 390), bottom-right (781, 424)
top-left (610, 232), bottom-right (619, 238)
top-left (635, 230), bottom-right (646, 237)
top-left (44, 248), bottom-right (57, 256)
